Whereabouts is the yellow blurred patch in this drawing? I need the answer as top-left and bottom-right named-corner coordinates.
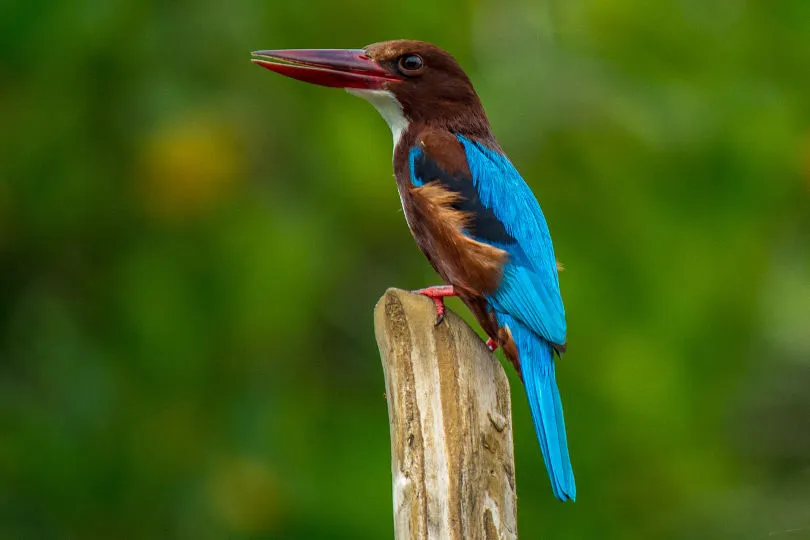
top-left (206, 457), bottom-right (282, 534)
top-left (139, 116), bottom-right (243, 222)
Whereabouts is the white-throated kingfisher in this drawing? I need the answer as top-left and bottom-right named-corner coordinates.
top-left (252, 40), bottom-right (576, 501)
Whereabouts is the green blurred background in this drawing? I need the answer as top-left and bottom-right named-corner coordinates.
top-left (2, 0), bottom-right (809, 538)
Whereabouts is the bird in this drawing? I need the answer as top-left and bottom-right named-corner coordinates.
top-left (252, 40), bottom-right (576, 501)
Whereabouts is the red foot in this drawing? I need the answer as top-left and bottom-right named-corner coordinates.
top-left (486, 338), bottom-right (498, 352)
top-left (412, 285), bottom-right (457, 326)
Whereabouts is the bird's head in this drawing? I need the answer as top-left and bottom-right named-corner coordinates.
top-left (252, 40), bottom-right (490, 142)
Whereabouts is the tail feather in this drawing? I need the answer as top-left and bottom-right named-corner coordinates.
top-left (500, 314), bottom-right (576, 501)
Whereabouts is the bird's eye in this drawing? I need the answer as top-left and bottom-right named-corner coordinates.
top-left (398, 54), bottom-right (424, 74)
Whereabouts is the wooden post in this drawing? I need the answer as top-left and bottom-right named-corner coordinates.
top-left (374, 288), bottom-right (518, 540)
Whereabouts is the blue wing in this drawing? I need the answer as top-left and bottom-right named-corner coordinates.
top-left (453, 137), bottom-right (575, 500)
top-left (408, 134), bottom-right (575, 501)
top-left (408, 136), bottom-right (566, 345)
top-left (456, 136), bottom-right (566, 346)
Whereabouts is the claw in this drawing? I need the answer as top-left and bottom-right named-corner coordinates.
top-left (486, 337), bottom-right (498, 352)
top-left (430, 296), bottom-right (446, 326)
top-left (413, 285), bottom-right (456, 325)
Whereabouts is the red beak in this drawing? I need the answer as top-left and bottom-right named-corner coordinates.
top-left (251, 49), bottom-right (401, 89)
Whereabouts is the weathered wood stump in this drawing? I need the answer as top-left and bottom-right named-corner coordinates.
top-left (374, 288), bottom-right (518, 540)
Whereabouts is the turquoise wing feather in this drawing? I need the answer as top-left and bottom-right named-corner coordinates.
top-left (457, 136), bottom-right (566, 346)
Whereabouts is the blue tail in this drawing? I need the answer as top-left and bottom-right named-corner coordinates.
top-left (499, 313), bottom-right (576, 501)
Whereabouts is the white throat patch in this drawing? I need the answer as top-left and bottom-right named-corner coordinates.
top-left (346, 89), bottom-right (408, 149)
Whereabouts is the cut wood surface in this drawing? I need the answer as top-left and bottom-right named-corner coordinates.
top-left (374, 288), bottom-right (518, 540)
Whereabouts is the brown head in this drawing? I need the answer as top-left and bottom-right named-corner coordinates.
top-left (252, 40), bottom-right (491, 144)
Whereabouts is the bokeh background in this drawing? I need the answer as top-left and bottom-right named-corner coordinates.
top-left (2, 0), bottom-right (810, 538)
